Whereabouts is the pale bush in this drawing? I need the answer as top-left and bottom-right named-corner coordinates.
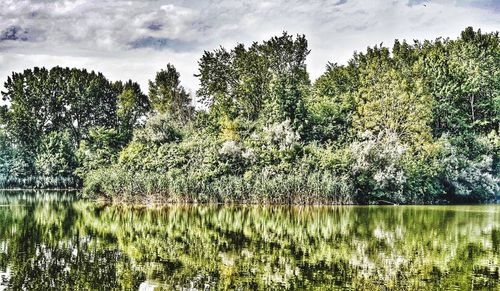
top-left (438, 135), bottom-right (499, 201)
top-left (350, 130), bottom-right (407, 202)
top-left (263, 119), bottom-right (300, 150)
top-left (219, 140), bottom-right (242, 157)
top-left (134, 113), bottom-right (182, 144)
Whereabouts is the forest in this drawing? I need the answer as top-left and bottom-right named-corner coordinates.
top-left (0, 27), bottom-right (498, 204)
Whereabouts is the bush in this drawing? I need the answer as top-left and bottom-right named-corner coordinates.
top-left (134, 113), bottom-right (183, 145)
top-left (350, 130), bottom-right (407, 203)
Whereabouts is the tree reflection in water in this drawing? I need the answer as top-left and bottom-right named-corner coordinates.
top-left (0, 191), bottom-right (498, 290)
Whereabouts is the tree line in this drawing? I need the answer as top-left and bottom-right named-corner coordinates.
top-left (0, 27), bottom-right (498, 203)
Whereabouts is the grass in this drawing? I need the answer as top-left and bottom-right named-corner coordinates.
top-left (0, 174), bottom-right (81, 189)
top-left (83, 168), bottom-right (355, 204)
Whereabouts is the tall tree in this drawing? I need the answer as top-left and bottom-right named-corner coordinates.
top-left (196, 43), bottom-right (269, 120)
top-left (308, 62), bottom-right (357, 143)
top-left (0, 66), bottom-right (149, 178)
top-left (0, 67), bottom-right (120, 149)
top-left (423, 27), bottom-right (499, 136)
top-left (148, 64), bottom-right (193, 122)
top-left (115, 80), bottom-right (150, 142)
top-left (262, 33), bottom-right (310, 131)
top-left (196, 32), bottom-right (310, 131)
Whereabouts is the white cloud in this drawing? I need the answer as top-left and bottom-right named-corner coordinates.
top-left (0, 0), bottom-right (498, 100)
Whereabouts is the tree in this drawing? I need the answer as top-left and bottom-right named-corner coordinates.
top-left (0, 129), bottom-right (14, 176)
top-left (196, 43), bottom-right (270, 121)
top-left (351, 45), bottom-right (433, 146)
top-left (148, 64), bottom-right (193, 122)
top-left (115, 80), bottom-right (150, 142)
top-left (75, 127), bottom-right (123, 178)
top-left (0, 67), bottom-right (149, 180)
top-left (0, 67), bottom-right (120, 150)
top-left (350, 130), bottom-right (408, 203)
top-left (35, 131), bottom-right (77, 177)
top-left (63, 68), bottom-right (119, 143)
top-left (308, 62), bottom-right (358, 143)
top-left (423, 27), bottom-right (500, 136)
top-left (196, 32), bottom-right (310, 133)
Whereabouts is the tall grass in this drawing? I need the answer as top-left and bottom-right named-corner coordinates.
top-left (0, 174), bottom-right (81, 189)
top-left (83, 168), bottom-right (354, 204)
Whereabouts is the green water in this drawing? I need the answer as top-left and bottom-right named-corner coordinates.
top-left (0, 191), bottom-right (498, 290)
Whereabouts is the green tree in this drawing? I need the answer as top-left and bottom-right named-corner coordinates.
top-left (308, 62), bottom-right (357, 143)
top-left (196, 44), bottom-right (270, 121)
top-left (75, 127), bottom-right (123, 178)
top-left (0, 67), bottom-right (149, 181)
top-left (196, 32), bottom-right (310, 134)
top-left (423, 27), bottom-right (499, 136)
top-left (148, 64), bottom-right (193, 122)
top-left (0, 67), bottom-right (120, 150)
top-left (115, 80), bottom-right (150, 142)
top-left (35, 131), bottom-right (77, 177)
top-left (0, 129), bottom-right (13, 176)
top-left (351, 46), bottom-right (432, 145)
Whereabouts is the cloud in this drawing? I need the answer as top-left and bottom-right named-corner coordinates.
top-left (0, 26), bottom-right (28, 41)
top-left (0, 25), bottom-right (44, 43)
top-left (456, 0), bottom-right (500, 11)
top-left (0, 0), bottom-right (498, 100)
top-left (128, 36), bottom-right (198, 52)
top-left (146, 22), bottom-right (163, 32)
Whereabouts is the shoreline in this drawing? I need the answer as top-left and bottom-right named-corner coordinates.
top-left (2, 188), bottom-right (497, 206)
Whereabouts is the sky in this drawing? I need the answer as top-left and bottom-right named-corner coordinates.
top-left (0, 0), bottom-right (499, 99)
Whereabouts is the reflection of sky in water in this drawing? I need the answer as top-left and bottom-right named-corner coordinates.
top-left (0, 268), bottom-right (10, 290)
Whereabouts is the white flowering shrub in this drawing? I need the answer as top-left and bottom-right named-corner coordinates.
top-left (476, 131), bottom-right (500, 153)
top-left (218, 140), bottom-right (247, 175)
top-left (241, 148), bottom-right (257, 163)
top-left (263, 119), bottom-right (300, 150)
top-left (438, 136), bottom-right (499, 201)
top-left (134, 113), bottom-right (182, 144)
top-left (454, 155), bottom-right (499, 198)
top-left (219, 140), bottom-right (242, 157)
top-left (350, 130), bottom-right (408, 203)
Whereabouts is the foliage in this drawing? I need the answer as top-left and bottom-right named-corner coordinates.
top-left (133, 113), bottom-right (183, 145)
top-left (148, 64), bottom-right (193, 121)
top-left (0, 67), bottom-right (151, 188)
top-left (75, 127), bottom-right (123, 178)
top-left (1, 27), bottom-right (499, 204)
top-left (350, 130), bottom-right (407, 203)
top-left (115, 80), bottom-right (150, 141)
top-left (436, 135), bottom-right (500, 201)
top-left (307, 63), bottom-right (356, 143)
top-left (196, 33), bottom-right (309, 131)
top-left (35, 131), bottom-right (77, 177)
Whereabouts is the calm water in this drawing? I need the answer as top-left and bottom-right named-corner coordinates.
top-left (0, 191), bottom-right (498, 290)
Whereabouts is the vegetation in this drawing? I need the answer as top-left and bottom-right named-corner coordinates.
top-left (0, 27), bottom-right (498, 204)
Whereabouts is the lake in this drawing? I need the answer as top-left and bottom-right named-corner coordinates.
top-left (0, 191), bottom-right (498, 290)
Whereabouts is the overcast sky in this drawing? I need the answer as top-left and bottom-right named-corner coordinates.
top-left (0, 0), bottom-right (499, 98)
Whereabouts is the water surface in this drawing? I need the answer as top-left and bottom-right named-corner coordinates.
top-left (0, 191), bottom-right (498, 290)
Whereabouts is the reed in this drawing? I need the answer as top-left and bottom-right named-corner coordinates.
top-left (0, 175), bottom-right (81, 189)
top-left (83, 167), bottom-right (355, 204)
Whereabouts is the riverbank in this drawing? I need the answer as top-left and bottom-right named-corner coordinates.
top-left (2, 187), bottom-right (498, 206)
